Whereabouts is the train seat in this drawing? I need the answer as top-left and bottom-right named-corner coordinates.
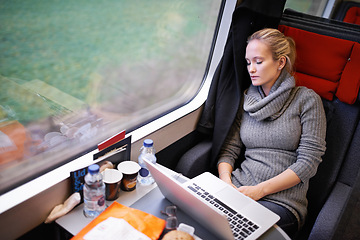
top-left (343, 6), bottom-right (360, 25)
top-left (334, 1), bottom-right (360, 25)
top-left (175, 8), bottom-right (360, 240)
top-left (277, 22), bottom-right (360, 240)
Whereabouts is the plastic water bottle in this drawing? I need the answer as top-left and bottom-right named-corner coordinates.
top-left (137, 139), bottom-right (157, 185)
top-left (83, 164), bottom-right (106, 218)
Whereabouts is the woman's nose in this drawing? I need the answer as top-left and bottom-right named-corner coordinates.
top-left (248, 64), bottom-right (256, 73)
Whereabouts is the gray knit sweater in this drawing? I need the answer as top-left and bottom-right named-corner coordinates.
top-left (217, 70), bottom-right (326, 227)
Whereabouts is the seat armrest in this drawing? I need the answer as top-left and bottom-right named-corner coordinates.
top-left (308, 182), bottom-right (351, 240)
top-left (175, 139), bottom-right (212, 178)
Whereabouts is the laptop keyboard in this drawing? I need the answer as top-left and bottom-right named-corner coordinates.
top-left (187, 183), bottom-right (259, 240)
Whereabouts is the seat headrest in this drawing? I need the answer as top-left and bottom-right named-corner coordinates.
top-left (279, 25), bottom-right (360, 104)
top-left (344, 6), bottom-right (360, 25)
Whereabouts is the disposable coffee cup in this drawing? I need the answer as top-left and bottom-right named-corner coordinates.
top-left (102, 169), bottom-right (123, 201)
top-left (117, 161), bottom-right (141, 191)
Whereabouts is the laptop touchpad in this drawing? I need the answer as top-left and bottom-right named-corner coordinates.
top-left (215, 187), bottom-right (252, 210)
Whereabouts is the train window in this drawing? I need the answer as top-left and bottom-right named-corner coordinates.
top-left (0, 0), bottom-right (222, 193)
top-left (285, 0), bottom-right (330, 16)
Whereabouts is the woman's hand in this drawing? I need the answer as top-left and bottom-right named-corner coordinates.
top-left (219, 172), bottom-right (237, 189)
top-left (237, 185), bottom-right (265, 201)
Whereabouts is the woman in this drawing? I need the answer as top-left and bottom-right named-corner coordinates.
top-left (217, 28), bottom-right (326, 237)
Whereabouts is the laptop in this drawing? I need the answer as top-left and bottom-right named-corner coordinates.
top-left (143, 159), bottom-right (280, 240)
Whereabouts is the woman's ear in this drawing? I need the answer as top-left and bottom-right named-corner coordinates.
top-left (278, 56), bottom-right (286, 71)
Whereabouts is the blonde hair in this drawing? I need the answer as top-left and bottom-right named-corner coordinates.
top-left (248, 28), bottom-right (296, 74)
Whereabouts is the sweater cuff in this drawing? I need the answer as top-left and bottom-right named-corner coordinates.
top-left (288, 164), bottom-right (315, 183)
top-left (217, 157), bottom-right (235, 169)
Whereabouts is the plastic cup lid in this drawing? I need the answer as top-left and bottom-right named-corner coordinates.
top-left (117, 161), bottom-right (141, 174)
top-left (102, 169), bottom-right (123, 184)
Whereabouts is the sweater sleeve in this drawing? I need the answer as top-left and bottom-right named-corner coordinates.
top-left (217, 106), bottom-right (244, 169)
top-left (288, 89), bottom-right (327, 182)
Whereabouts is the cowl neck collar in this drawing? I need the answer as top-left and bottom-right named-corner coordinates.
top-left (243, 70), bottom-right (298, 121)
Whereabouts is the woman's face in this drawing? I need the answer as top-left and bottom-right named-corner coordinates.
top-left (245, 39), bottom-right (283, 96)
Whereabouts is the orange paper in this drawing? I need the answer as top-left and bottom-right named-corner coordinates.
top-left (0, 120), bottom-right (29, 165)
top-left (72, 202), bottom-right (165, 240)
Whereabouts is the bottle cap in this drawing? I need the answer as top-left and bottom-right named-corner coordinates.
top-left (88, 164), bottom-right (100, 174)
top-left (143, 139), bottom-right (153, 147)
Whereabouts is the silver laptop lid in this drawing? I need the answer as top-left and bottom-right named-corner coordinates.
top-left (144, 159), bottom-right (235, 239)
